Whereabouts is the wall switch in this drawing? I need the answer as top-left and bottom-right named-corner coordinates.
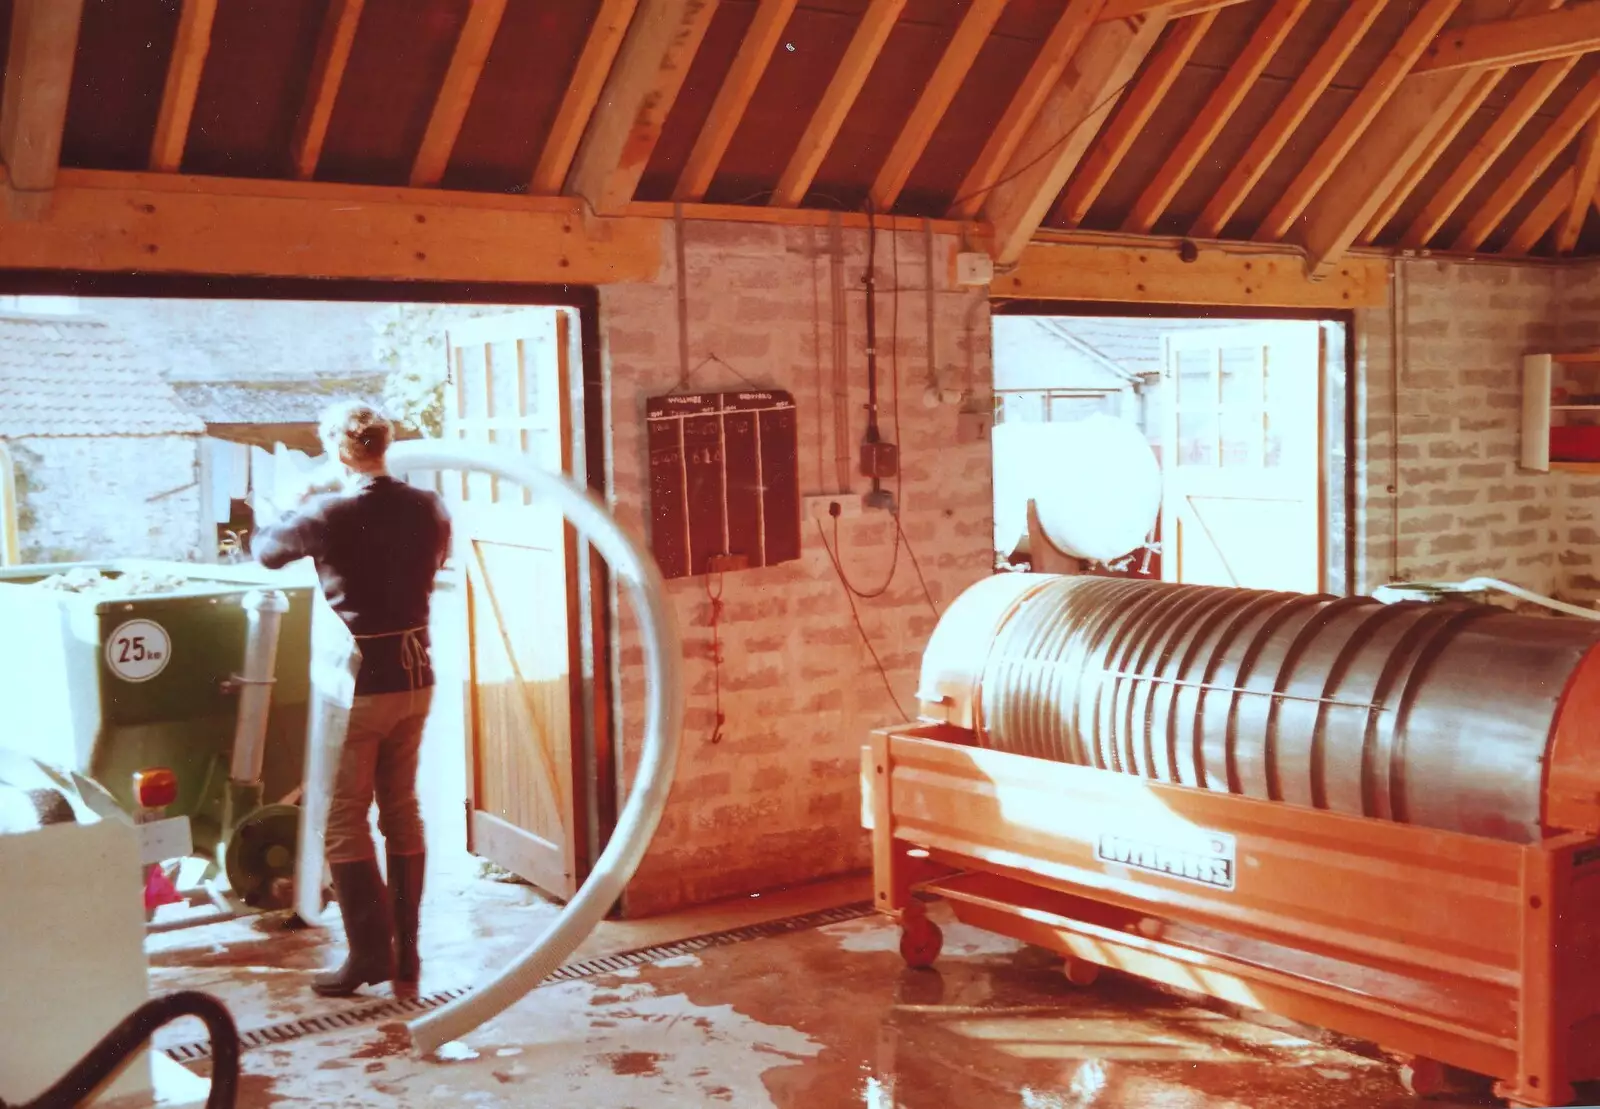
top-left (955, 252), bottom-right (995, 286)
top-left (805, 494), bottom-right (863, 521)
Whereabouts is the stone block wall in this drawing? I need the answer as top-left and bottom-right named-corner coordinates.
top-left (600, 220), bottom-right (992, 916)
top-left (8, 434), bottom-right (204, 563)
top-left (1351, 259), bottom-right (1563, 596)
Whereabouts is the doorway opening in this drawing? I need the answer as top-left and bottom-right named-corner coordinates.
top-left (0, 278), bottom-right (611, 913)
top-left (992, 310), bottom-right (1351, 595)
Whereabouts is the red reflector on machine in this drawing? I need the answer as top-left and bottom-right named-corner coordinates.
top-left (133, 768), bottom-right (178, 809)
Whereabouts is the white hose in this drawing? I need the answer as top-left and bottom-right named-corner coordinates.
top-left (385, 441), bottom-right (683, 1058)
top-left (1374, 577), bottom-right (1600, 621)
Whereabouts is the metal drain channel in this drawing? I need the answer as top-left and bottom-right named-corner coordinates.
top-left (163, 901), bottom-right (874, 1064)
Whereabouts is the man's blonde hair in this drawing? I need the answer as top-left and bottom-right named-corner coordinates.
top-left (319, 401), bottom-right (393, 464)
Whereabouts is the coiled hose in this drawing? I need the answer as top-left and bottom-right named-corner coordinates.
top-left (385, 442), bottom-right (683, 1057)
top-left (0, 991), bottom-right (238, 1109)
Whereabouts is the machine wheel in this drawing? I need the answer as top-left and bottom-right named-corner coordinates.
top-left (898, 913), bottom-right (943, 969)
top-left (1061, 957), bottom-right (1101, 987)
top-left (1398, 1057), bottom-right (1448, 1099)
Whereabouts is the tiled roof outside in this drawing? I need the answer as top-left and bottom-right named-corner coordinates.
top-left (170, 375), bottom-right (390, 427)
top-left (0, 315), bottom-right (205, 438)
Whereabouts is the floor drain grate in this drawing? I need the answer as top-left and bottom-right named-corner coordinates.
top-left (163, 900), bottom-right (874, 1063)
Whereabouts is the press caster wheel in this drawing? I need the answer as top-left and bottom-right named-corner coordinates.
top-left (1062, 957), bottom-right (1101, 987)
top-left (898, 914), bottom-right (944, 970)
top-left (1398, 1057), bottom-right (1448, 1099)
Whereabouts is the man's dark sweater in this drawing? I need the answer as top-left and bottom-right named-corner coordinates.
top-left (254, 475), bottom-right (452, 694)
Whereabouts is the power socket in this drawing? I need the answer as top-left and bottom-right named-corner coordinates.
top-left (805, 494), bottom-right (863, 521)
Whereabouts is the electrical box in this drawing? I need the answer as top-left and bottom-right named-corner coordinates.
top-left (646, 391), bottom-right (801, 579)
top-left (955, 252), bottom-right (995, 287)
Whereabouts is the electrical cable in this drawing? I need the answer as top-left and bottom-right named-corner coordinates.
top-left (943, 77), bottom-right (1135, 215)
top-left (815, 517), bottom-right (910, 720)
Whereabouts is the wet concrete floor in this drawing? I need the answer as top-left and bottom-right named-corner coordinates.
top-left (143, 874), bottom-right (1484, 1109)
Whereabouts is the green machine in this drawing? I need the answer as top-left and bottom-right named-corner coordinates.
top-left (0, 559), bottom-right (315, 918)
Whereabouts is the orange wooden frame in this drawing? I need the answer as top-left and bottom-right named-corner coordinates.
top-left (864, 727), bottom-right (1600, 1108)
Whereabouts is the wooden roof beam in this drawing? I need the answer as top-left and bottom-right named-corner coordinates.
top-left (1358, 68), bottom-right (1501, 243)
top-left (674, 0), bottom-right (796, 202)
top-left (1506, 165), bottom-right (1575, 253)
top-left (290, 0), bottom-right (364, 181)
top-left (1416, 2), bottom-right (1600, 72)
top-left (1, 0), bottom-right (86, 214)
top-left (1257, 0), bottom-right (1462, 243)
top-left (1125, 0), bottom-right (1310, 235)
top-left (532, 0), bottom-right (638, 195)
top-left (568, 0), bottom-right (719, 215)
top-left (1056, 8), bottom-right (1217, 229)
top-left (1559, 116), bottom-right (1600, 252)
top-left (409, 0), bottom-right (508, 188)
top-left (149, 0), bottom-right (217, 173)
top-left (771, 0), bottom-right (903, 208)
top-left (948, 0), bottom-right (1106, 220)
top-left (984, 13), bottom-right (1169, 265)
top-left (1401, 55), bottom-right (1575, 247)
top-left (1294, 0), bottom-right (1563, 272)
top-left (870, 0), bottom-right (1007, 212)
top-left (1099, 0), bottom-right (1247, 19)
top-left (1453, 70), bottom-right (1600, 251)
top-left (1192, 0), bottom-right (1385, 240)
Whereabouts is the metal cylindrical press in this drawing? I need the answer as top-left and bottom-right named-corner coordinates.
top-left (917, 574), bottom-right (1600, 844)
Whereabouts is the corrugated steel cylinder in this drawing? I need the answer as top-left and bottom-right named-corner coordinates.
top-left (926, 576), bottom-right (1600, 844)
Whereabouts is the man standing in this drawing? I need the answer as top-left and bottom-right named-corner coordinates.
top-left (254, 402), bottom-right (451, 998)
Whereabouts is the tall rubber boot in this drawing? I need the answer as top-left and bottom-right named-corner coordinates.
top-left (312, 858), bottom-right (395, 998)
top-left (389, 851), bottom-right (425, 996)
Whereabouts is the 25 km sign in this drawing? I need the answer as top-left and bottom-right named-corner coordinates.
top-left (105, 619), bottom-right (171, 682)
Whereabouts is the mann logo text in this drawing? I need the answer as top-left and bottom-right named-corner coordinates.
top-left (1096, 830), bottom-right (1236, 891)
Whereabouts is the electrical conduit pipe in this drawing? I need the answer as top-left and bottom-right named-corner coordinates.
top-left (384, 441), bottom-right (683, 1058)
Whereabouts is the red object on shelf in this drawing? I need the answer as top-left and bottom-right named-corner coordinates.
top-left (1552, 426), bottom-right (1600, 462)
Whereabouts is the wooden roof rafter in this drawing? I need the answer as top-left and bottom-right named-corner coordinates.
top-left (1055, 8), bottom-right (1218, 229)
top-left (1416, 2), bottom-right (1600, 72)
top-left (568, 0), bottom-right (719, 216)
top-left (1453, 70), bottom-right (1600, 252)
top-left (984, 12), bottom-right (1170, 264)
top-left (674, 0), bottom-right (797, 203)
top-left (870, 0), bottom-right (1008, 213)
top-left (1559, 115), bottom-right (1600, 252)
top-left (948, 0), bottom-right (1107, 221)
top-left (1402, 56), bottom-right (1578, 247)
top-left (1506, 165), bottom-right (1576, 253)
top-left (1192, 0), bottom-right (1386, 240)
top-left (409, 0), bottom-right (510, 189)
top-left (1124, 0), bottom-right (1312, 235)
top-left (1257, 0), bottom-right (1464, 244)
top-left (1, 0), bottom-right (86, 217)
top-left (1358, 68), bottom-right (1502, 244)
top-left (149, 0), bottom-right (217, 174)
top-left (1356, 0), bottom-right (1568, 248)
top-left (771, 0), bottom-right (904, 208)
top-left (290, 0), bottom-right (365, 181)
top-left (532, 0), bottom-right (639, 196)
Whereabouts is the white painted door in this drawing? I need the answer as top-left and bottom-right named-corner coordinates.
top-left (1160, 322), bottom-right (1325, 593)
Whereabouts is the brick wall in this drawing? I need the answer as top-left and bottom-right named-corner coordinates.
top-left (1352, 259), bottom-right (1563, 597)
top-left (601, 220), bottom-right (992, 915)
top-left (8, 434), bottom-right (204, 563)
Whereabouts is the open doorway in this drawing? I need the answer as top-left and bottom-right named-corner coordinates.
top-left (0, 283), bottom-right (609, 913)
top-left (992, 312), bottom-right (1350, 595)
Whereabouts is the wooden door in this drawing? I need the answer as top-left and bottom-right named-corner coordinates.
top-left (444, 309), bottom-right (584, 900)
top-left (1160, 322), bottom-right (1325, 593)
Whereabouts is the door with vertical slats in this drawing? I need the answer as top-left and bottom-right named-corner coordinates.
top-left (444, 309), bottom-right (583, 900)
top-left (1160, 323), bottom-right (1325, 594)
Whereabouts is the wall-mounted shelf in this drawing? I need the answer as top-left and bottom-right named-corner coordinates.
top-left (1523, 352), bottom-right (1600, 472)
